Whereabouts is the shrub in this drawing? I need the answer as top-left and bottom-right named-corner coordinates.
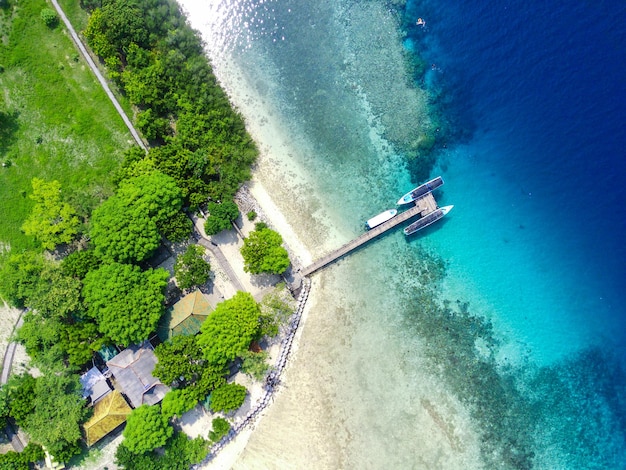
top-left (122, 405), bottom-right (172, 454)
top-left (174, 245), bottom-right (211, 291)
top-left (246, 210), bottom-right (257, 221)
top-left (209, 383), bottom-right (247, 413)
top-left (209, 417), bottom-right (230, 443)
top-left (240, 227), bottom-right (290, 275)
top-left (40, 8), bottom-right (58, 28)
top-left (204, 201), bottom-right (239, 235)
top-left (240, 350), bottom-right (270, 381)
top-left (161, 389), bottom-right (197, 419)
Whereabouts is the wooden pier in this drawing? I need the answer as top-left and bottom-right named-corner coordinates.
top-left (300, 192), bottom-right (438, 276)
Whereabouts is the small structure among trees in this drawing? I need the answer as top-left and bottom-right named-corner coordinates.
top-left (157, 289), bottom-right (212, 342)
top-left (82, 390), bottom-right (132, 447)
top-left (106, 342), bottom-right (169, 409)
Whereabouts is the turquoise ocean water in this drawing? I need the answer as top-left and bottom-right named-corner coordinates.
top-left (184, 0), bottom-right (626, 467)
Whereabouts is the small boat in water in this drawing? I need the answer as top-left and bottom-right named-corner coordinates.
top-left (365, 209), bottom-right (398, 230)
top-left (404, 205), bottom-right (453, 236)
top-left (397, 176), bottom-right (444, 205)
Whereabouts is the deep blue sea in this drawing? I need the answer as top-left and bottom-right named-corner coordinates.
top-left (404, 1), bottom-right (626, 362)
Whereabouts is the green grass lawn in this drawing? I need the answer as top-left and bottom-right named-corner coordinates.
top-left (0, 0), bottom-right (133, 252)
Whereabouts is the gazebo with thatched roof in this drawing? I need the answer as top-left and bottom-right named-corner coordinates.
top-left (83, 390), bottom-right (132, 446)
top-left (157, 289), bottom-right (212, 342)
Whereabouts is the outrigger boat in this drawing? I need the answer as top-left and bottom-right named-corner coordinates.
top-left (397, 176), bottom-right (444, 205)
top-left (365, 209), bottom-right (397, 230)
top-left (404, 205), bottom-right (453, 236)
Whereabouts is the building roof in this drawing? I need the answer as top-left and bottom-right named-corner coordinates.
top-left (157, 289), bottom-right (212, 341)
top-left (80, 367), bottom-right (112, 404)
top-left (83, 390), bottom-right (132, 447)
top-left (106, 341), bottom-right (168, 409)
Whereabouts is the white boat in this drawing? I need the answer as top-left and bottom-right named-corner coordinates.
top-left (365, 209), bottom-right (398, 230)
top-left (397, 176), bottom-right (444, 205)
top-left (440, 205), bottom-right (453, 216)
top-left (404, 205), bottom-right (453, 235)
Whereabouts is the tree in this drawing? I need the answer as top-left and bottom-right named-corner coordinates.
top-left (24, 373), bottom-right (90, 462)
top-left (21, 178), bottom-right (80, 250)
top-left (61, 249), bottom-right (100, 279)
top-left (83, 263), bottom-right (168, 346)
top-left (197, 292), bottom-right (261, 365)
top-left (161, 389), bottom-right (197, 419)
top-left (116, 432), bottom-right (207, 470)
top-left (209, 383), bottom-right (247, 413)
top-left (152, 336), bottom-right (226, 400)
top-left (153, 335), bottom-right (206, 387)
top-left (0, 251), bottom-right (46, 307)
top-left (5, 374), bottom-right (37, 426)
top-left (258, 287), bottom-right (294, 338)
top-left (90, 193), bottom-right (160, 264)
top-left (0, 443), bottom-right (44, 469)
top-left (90, 171), bottom-right (182, 263)
top-left (25, 265), bottom-right (83, 319)
top-left (116, 171), bottom-right (182, 230)
top-left (203, 201), bottom-right (239, 236)
top-left (209, 417), bottom-right (230, 443)
top-left (174, 245), bottom-right (211, 291)
top-left (160, 211), bottom-right (192, 242)
top-left (123, 405), bottom-right (172, 454)
top-left (240, 227), bottom-right (290, 275)
top-left (40, 8), bottom-right (58, 28)
top-left (240, 350), bottom-right (270, 381)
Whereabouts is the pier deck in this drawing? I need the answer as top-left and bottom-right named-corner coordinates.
top-left (300, 193), bottom-right (437, 276)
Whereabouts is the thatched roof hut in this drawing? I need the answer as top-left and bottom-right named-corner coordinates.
top-left (82, 390), bottom-right (132, 446)
top-left (157, 289), bottom-right (212, 341)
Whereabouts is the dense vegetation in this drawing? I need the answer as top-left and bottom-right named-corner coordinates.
top-left (0, 0), bottom-right (278, 464)
top-left (1, 372), bottom-right (90, 462)
top-left (82, 0), bottom-right (258, 208)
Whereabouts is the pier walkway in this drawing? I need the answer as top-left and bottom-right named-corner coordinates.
top-left (301, 192), bottom-right (437, 276)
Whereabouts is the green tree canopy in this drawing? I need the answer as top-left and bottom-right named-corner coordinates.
top-left (209, 383), bottom-right (247, 413)
top-left (123, 405), bottom-right (172, 455)
top-left (0, 443), bottom-right (44, 469)
top-left (90, 171), bottom-right (182, 263)
top-left (161, 388), bottom-right (197, 419)
top-left (203, 201), bottom-right (240, 236)
top-left (240, 227), bottom-right (290, 275)
top-left (152, 335), bottom-right (226, 400)
top-left (209, 417), bottom-right (230, 443)
top-left (174, 244), bottom-right (211, 291)
top-left (83, 262), bottom-right (169, 346)
top-left (197, 292), bottom-right (260, 365)
top-left (24, 373), bottom-right (90, 462)
top-left (90, 193), bottom-right (160, 264)
top-left (116, 432), bottom-right (208, 470)
top-left (5, 374), bottom-right (37, 427)
top-left (116, 171), bottom-right (182, 230)
top-left (21, 178), bottom-right (80, 250)
top-left (0, 251), bottom-right (46, 308)
top-left (25, 265), bottom-right (83, 319)
top-left (61, 249), bottom-right (100, 279)
top-left (153, 335), bottom-right (206, 387)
